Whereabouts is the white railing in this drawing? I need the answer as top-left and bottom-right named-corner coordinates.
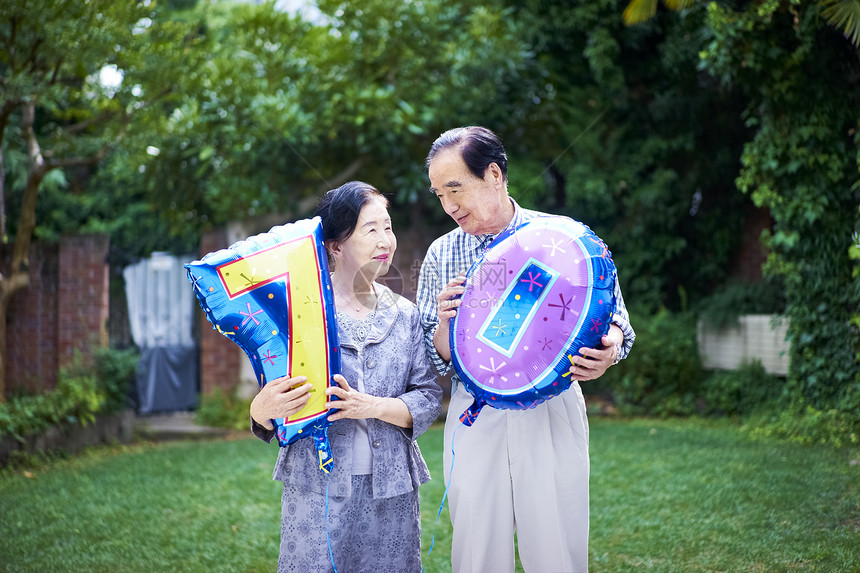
top-left (696, 315), bottom-right (790, 376)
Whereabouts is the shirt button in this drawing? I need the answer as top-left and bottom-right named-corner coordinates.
top-left (372, 440), bottom-right (381, 448)
top-left (366, 359), bottom-right (376, 369)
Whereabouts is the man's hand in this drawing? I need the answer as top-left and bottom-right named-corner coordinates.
top-left (433, 273), bottom-right (467, 361)
top-left (566, 330), bottom-right (622, 382)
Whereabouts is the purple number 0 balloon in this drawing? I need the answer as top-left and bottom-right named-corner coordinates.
top-left (450, 216), bottom-right (617, 426)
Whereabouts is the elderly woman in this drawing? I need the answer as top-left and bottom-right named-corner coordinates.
top-left (250, 181), bottom-right (442, 573)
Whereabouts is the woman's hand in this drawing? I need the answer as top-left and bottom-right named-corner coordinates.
top-left (433, 273), bottom-right (467, 361)
top-left (250, 375), bottom-right (313, 430)
top-left (325, 374), bottom-right (379, 421)
top-left (325, 374), bottom-right (413, 428)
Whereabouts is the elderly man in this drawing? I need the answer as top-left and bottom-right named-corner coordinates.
top-left (416, 126), bottom-right (635, 573)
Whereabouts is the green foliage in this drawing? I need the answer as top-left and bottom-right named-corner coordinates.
top-left (0, 347), bottom-right (138, 441)
top-left (0, 368), bottom-right (101, 442)
top-left (119, 0), bottom-right (541, 239)
top-left (821, 0), bottom-right (860, 47)
top-left (5, 0), bottom-right (858, 442)
top-left (695, 277), bottom-right (786, 328)
top-left (700, 361), bottom-right (783, 416)
top-left (747, 401), bottom-right (860, 448)
top-left (623, 0), bottom-right (860, 46)
top-left (90, 346), bottom-right (140, 413)
top-left (512, 0), bottom-right (754, 313)
top-left (1, 0), bottom-right (212, 264)
top-left (698, 1), bottom-right (860, 419)
top-left (599, 310), bottom-right (704, 416)
top-left (598, 308), bottom-right (856, 445)
top-left (1, 0), bottom-right (207, 171)
top-left (194, 387), bottom-right (252, 431)
top-left (622, 0), bottom-right (696, 26)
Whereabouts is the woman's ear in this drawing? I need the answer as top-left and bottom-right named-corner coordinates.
top-left (326, 240), bottom-right (340, 258)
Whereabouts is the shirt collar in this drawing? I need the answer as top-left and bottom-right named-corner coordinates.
top-left (474, 197), bottom-right (523, 250)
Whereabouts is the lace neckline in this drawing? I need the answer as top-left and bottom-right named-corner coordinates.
top-left (337, 309), bottom-right (377, 346)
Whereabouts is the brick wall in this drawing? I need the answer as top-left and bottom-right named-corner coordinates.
top-left (57, 235), bottom-right (110, 368)
top-left (5, 243), bottom-right (59, 392)
top-left (4, 235), bottom-right (109, 394)
top-left (197, 228), bottom-right (243, 395)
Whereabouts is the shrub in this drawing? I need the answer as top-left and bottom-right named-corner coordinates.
top-left (194, 386), bottom-right (252, 431)
top-left (746, 402), bottom-right (860, 448)
top-left (90, 346), bottom-right (140, 413)
top-left (599, 309), bottom-right (703, 417)
top-left (695, 277), bottom-right (786, 329)
top-left (700, 361), bottom-right (784, 417)
top-left (0, 347), bottom-right (139, 441)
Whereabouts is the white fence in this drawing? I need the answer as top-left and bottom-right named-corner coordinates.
top-left (696, 315), bottom-right (790, 376)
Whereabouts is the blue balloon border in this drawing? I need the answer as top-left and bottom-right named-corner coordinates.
top-left (449, 216), bottom-right (617, 420)
top-left (185, 216), bottom-right (341, 449)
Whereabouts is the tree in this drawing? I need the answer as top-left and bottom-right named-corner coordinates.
top-left (0, 0), bottom-right (206, 400)
top-left (121, 0), bottom-right (543, 239)
top-left (622, 0), bottom-right (860, 48)
top-left (697, 1), bottom-right (860, 422)
top-left (507, 0), bottom-right (755, 312)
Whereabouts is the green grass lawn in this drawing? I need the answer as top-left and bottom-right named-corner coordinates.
top-left (1, 418), bottom-right (858, 572)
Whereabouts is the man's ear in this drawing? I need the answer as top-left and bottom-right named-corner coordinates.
top-left (487, 162), bottom-right (505, 190)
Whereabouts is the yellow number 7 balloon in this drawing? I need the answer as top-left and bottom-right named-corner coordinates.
top-left (185, 217), bottom-right (341, 472)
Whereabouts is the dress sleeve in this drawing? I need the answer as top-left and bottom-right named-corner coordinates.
top-left (250, 417), bottom-right (276, 444)
top-left (394, 307), bottom-right (443, 441)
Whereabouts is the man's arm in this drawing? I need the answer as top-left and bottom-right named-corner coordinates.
top-left (567, 275), bottom-right (635, 381)
top-left (610, 277), bottom-right (636, 362)
top-left (416, 246), bottom-right (453, 376)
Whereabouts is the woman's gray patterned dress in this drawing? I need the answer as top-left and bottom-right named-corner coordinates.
top-left (252, 285), bottom-right (442, 573)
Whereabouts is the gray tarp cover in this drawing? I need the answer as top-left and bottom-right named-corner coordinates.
top-left (124, 253), bottom-right (197, 413)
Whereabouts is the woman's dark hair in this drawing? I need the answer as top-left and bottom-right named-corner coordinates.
top-left (425, 126), bottom-right (508, 181)
top-left (314, 181), bottom-right (387, 246)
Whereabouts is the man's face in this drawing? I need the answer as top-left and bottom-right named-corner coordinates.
top-left (428, 147), bottom-right (511, 236)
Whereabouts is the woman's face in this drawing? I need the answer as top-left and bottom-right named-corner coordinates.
top-left (331, 195), bottom-right (397, 283)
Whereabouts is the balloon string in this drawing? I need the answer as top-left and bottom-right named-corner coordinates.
top-left (425, 418), bottom-right (466, 562)
top-left (325, 476), bottom-right (339, 573)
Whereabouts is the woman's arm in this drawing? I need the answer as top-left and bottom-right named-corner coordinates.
top-left (325, 374), bottom-right (414, 428)
top-left (324, 306), bottom-right (443, 434)
top-left (400, 309), bottom-right (444, 439)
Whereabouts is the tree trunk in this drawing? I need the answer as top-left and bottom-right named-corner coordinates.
top-left (0, 138), bottom-right (6, 242)
top-left (0, 286), bottom-right (11, 402)
top-left (549, 163), bottom-right (567, 210)
top-left (0, 99), bottom-right (19, 243)
top-left (0, 257), bottom-right (31, 403)
top-left (0, 102), bottom-right (47, 401)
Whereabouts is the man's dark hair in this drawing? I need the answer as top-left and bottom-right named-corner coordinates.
top-left (425, 126), bottom-right (508, 181)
